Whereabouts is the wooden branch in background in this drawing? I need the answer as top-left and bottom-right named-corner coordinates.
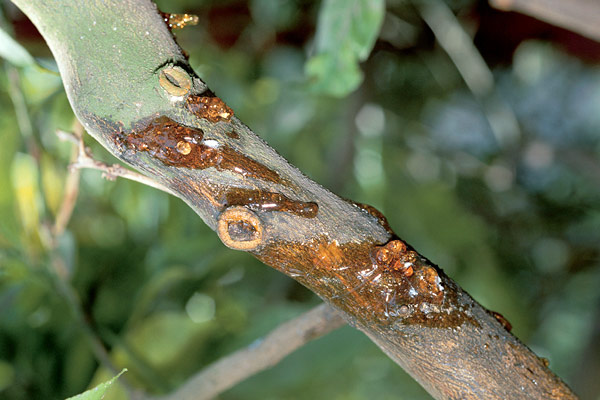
top-left (490, 0), bottom-right (600, 43)
top-left (417, 0), bottom-right (520, 147)
top-left (155, 304), bottom-right (344, 400)
top-left (53, 125), bottom-right (83, 238)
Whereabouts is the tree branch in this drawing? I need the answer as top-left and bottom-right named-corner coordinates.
top-left (417, 0), bottom-right (520, 147)
top-left (53, 122), bottom-right (83, 238)
top-left (10, 0), bottom-right (577, 398)
top-left (156, 304), bottom-right (344, 400)
top-left (490, 0), bottom-right (600, 43)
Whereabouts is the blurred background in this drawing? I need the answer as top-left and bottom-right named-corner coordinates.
top-left (1, 0), bottom-right (600, 399)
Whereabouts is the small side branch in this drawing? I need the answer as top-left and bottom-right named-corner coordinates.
top-left (53, 122), bottom-right (83, 238)
top-left (57, 129), bottom-right (176, 196)
top-left (156, 304), bottom-right (345, 400)
top-left (50, 125), bottom-right (147, 398)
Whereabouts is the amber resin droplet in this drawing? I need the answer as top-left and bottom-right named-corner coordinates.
top-left (490, 310), bottom-right (512, 332)
top-left (353, 202), bottom-right (393, 233)
top-left (187, 95), bottom-right (234, 123)
top-left (160, 12), bottom-right (199, 30)
top-left (176, 140), bottom-right (192, 155)
top-left (370, 239), bottom-right (445, 306)
top-left (415, 266), bottom-right (443, 297)
top-left (124, 116), bottom-right (204, 167)
top-left (224, 189), bottom-right (318, 218)
top-left (372, 240), bottom-right (414, 277)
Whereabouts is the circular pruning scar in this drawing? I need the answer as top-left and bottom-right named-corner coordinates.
top-left (217, 206), bottom-right (264, 251)
top-left (159, 66), bottom-right (192, 98)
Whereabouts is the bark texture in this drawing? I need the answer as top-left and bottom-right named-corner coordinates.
top-left (10, 0), bottom-right (578, 398)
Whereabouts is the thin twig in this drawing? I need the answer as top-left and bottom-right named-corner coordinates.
top-left (53, 122), bottom-right (83, 238)
top-left (155, 304), bottom-right (345, 400)
top-left (416, 0), bottom-right (521, 146)
top-left (50, 123), bottom-right (119, 377)
top-left (417, 0), bottom-right (493, 98)
top-left (56, 129), bottom-right (176, 196)
top-left (49, 126), bottom-right (156, 398)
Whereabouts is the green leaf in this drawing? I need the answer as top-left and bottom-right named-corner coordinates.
top-left (0, 27), bottom-right (35, 67)
top-left (305, 45), bottom-right (363, 97)
top-left (65, 369), bottom-right (127, 400)
top-left (315, 0), bottom-right (385, 60)
top-left (306, 0), bottom-right (385, 97)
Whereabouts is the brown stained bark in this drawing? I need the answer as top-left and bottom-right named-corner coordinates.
top-left (10, 0), bottom-right (578, 398)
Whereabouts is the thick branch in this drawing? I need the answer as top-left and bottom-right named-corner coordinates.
top-left (10, 0), bottom-right (577, 398)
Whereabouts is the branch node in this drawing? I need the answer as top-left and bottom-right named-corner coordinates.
top-left (217, 206), bottom-right (264, 251)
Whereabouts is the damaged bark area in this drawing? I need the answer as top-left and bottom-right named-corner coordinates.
top-left (10, 0), bottom-right (577, 398)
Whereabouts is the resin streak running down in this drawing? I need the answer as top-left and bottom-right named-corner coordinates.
top-left (224, 189), bottom-right (318, 218)
top-left (120, 116), bottom-right (280, 183)
top-left (159, 12), bottom-right (199, 30)
top-left (187, 95), bottom-right (234, 123)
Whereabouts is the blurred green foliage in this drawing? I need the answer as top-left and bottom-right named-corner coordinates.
top-left (306, 0), bottom-right (385, 96)
top-left (1, 0), bottom-right (600, 399)
top-left (0, 27), bottom-right (34, 67)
